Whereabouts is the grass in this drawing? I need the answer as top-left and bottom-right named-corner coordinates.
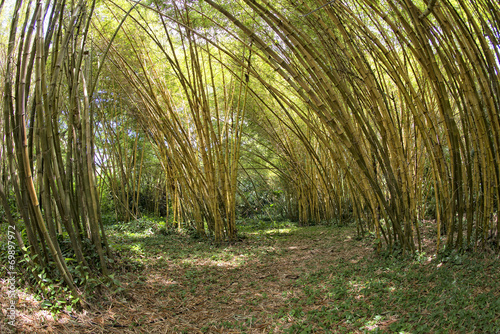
top-left (2, 217), bottom-right (500, 333)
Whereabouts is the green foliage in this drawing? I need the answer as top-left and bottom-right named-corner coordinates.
top-left (0, 248), bottom-right (84, 315)
top-left (0, 224), bottom-right (113, 315)
top-left (277, 248), bottom-right (500, 333)
top-left (237, 218), bottom-right (299, 237)
top-left (237, 177), bottom-right (287, 219)
top-left (109, 216), bottom-right (164, 234)
top-left (0, 190), bottom-right (18, 221)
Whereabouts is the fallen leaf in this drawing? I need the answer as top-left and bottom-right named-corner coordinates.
top-left (284, 274), bottom-right (300, 279)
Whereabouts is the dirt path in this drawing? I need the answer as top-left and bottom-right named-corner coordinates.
top-left (3, 225), bottom-right (373, 333)
top-left (4, 221), bottom-right (500, 333)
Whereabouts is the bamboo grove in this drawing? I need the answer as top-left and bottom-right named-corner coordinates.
top-left (201, 0), bottom-right (500, 253)
top-left (91, 1), bottom-right (255, 242)
top-left (100, 0), bottom-right (498, 253)
top-left (0, 0), bottom-right (112, 297)
top-left (0, 0), bottom-right (499, 295)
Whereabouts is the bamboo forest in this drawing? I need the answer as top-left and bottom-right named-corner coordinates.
top-left (1, 0), bottom-right (499, 332)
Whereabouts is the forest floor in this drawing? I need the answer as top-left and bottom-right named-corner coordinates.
top-left (2, 219), bottom-right (500, 333)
